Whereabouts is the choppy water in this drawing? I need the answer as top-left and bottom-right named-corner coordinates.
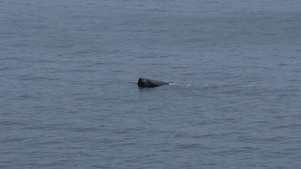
top-left (1, 0), bottom-right (301, 168)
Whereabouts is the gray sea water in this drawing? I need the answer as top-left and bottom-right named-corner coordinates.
top-left (1, 0), bottom-right (301, 168)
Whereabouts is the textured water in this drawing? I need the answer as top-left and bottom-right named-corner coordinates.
top-left (1, 0), bottom-right (301, 168)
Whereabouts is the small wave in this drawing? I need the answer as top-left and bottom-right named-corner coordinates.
top-left (168, 82), bottom-right (181, 86)
top-left (169, 82), bottom-right (216, 88)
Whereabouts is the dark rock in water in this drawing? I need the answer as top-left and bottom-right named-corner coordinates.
top-left (137, 78), bottom-right (169, 88)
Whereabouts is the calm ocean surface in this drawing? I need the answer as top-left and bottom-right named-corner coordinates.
top-left (1, 0), bottom-right (301, 168)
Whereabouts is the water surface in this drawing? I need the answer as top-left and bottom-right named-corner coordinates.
top-left (1, 0), bottom-right (301, 168)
